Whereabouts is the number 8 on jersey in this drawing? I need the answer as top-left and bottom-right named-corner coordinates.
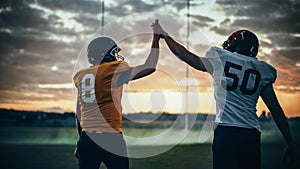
top-left (81, 73), bottom-right (95, 103)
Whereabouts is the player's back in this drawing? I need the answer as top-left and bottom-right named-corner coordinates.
top-left (205, 47), bottom-right (276, 130)
top-left (73, 61), bottom-right (130, 133)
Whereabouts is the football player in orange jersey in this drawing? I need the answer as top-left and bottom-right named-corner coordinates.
top-left (152, 21), bottom-right (295, 169)
top-left (73, 20), bottom-right (161, 169)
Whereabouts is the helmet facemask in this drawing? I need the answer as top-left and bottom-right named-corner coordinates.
top-left (109, 46), bottom-right (124, 61)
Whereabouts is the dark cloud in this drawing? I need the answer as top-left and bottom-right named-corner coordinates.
top-left (220, 18), bottom-right (230, 25)
top-left (215, 0), bottom-right (300, 33)
top-left (0, 0), bottom-right (92, 95)
top-left (72, 15), bottom-right (100, 32)
top-left (104, 0), bottom-right (200, 19)
top-left (189, 14), bottom-right (214, 22)
top-left (106, 0), bottom-right (161, 17)
top-left (210, 26), bottom-right (234, 36)
top-left (0, 0), bottom-right (48, 29)
top-left (209, 18), bottom-right (235, 36)
top-left (267, 34), bottom-right (300, 48)
top-left (36, 0), bottom-right (102, 14)
top-left (189, 14), bottom-right (214, 27)
top-left (259, 40), bottom-right (273, 49)
top-left (231, 14), bottom-right (300, 34)
top-left (272, 49), bottom-right (300, 62)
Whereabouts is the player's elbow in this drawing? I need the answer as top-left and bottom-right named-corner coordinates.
top-left (148, 68), bottom-right (156, 74)
top-left (132, 68), bottom-right (156, 80)
top-left (143, 68), bottom-right (156, 76)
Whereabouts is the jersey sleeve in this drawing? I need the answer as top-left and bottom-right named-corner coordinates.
top-left (258, 61), bottom-right (277, 85)
top-left (73, 72), bottom-right (80, 89)
top-left (114, 61), bottom-right (132, 86)
top-left (204, 46), bottom-right (223, 76)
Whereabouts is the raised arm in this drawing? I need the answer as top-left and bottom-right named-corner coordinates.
top-left (154, 22), bottom-right (212, 73)
top-left (260, 84), bottom-right (294, 166)
top-left (130, 31), bottom-right (160, 80)
top-left (117, 20), bottom-right (160, 86)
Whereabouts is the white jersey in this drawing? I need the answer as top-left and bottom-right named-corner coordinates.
top-left (205, 46), bottom-right (276, 131)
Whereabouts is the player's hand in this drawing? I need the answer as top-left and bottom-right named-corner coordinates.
top-left (151, 19), bottom-right (168, 39)
top-left (151, 19), bottom-right (160, 41)
top-left (283, 144), bottom-right (296, 169)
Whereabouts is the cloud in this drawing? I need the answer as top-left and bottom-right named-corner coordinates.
top-left (190, 14), bottom-right (214, 23)
top-left (0, 0), bottom-right (47, 29)
top-left (0, 0), bottom-right (86, 108)
top-left (190, 14), bottom-right (214, 27)
top-left (267, 33), bottom-right (300, 48)
top-left (210, 26), bottom-right (234, 36)
top-left (36, 0), bottom-right (102, 14)
top-left (215, 0), bottom-right (300, 33)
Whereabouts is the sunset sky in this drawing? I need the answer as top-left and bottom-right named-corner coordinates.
top-left (0, 0), bottom-right (299, 117)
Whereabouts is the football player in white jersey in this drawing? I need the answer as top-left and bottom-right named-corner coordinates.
top-left (152, 21), bottom-right (294, 169)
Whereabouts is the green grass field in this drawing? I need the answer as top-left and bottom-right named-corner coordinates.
top-left (1, 143), bottom-right (299, 169)
top-left (0, 126), bottom-right (299, 169)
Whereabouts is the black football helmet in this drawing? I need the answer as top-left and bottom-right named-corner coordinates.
top-left (87, 37), bottom-right (124, 65)
top-left (222, 30), bottom-right (259, 57)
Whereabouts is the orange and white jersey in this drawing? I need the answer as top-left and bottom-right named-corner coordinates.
top-left (73, 61), bottom-right (131, 133)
